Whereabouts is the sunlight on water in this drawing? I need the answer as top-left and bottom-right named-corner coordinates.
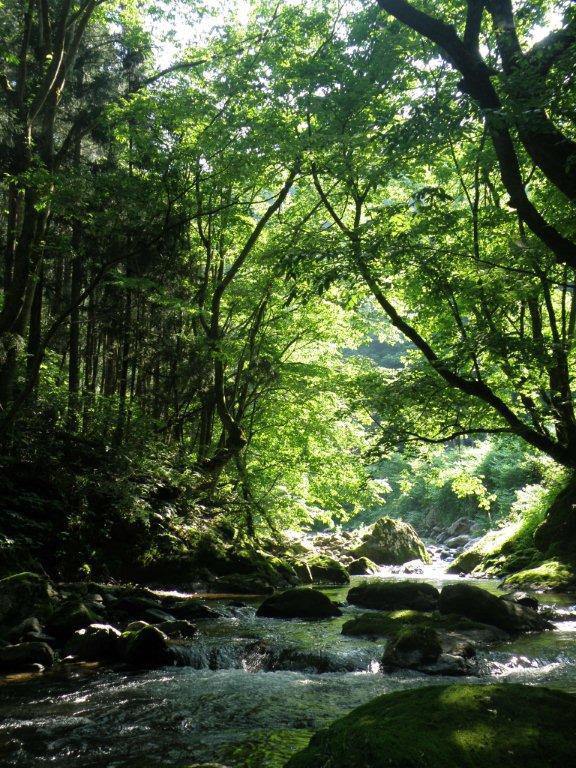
top-left (1, 572), bottom-right (575, 767)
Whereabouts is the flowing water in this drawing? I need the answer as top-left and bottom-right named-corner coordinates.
top-left (1, 566), bottom-right (575, 767)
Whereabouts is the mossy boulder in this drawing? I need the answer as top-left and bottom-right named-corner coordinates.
top-left (347, 580), bottom-right (439, 611)
top-left (502, 559), bottom-right (576, 590)
top-left (307, 555), bottom-right (350, 585)
top-left (285, 684), bottom-right (576, 768)
top-left (123, 625), bottom-right (172, 667)
top-left (439, 583), bottom-right (552, 634)
top-left (0, 572), bottom-right (58, 627)
top-left (342, 610), bottom-right (505, 643)
top-left (347, 557), bottom-right (379, 576)
top-left (353, 517), bottom-right (430, 566)
top-left (256, 587), bottom-right (342, 620)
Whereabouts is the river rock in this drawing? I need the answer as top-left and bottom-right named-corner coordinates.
top-left (502, 591), bottom-right (539, 611)
top-left (0, 641), bottom-right (54, 671)
top-left (347, 557), bottom-right (379, 575)
top-left (352, 517), bottom-right (430, 565)
top-left (8, 617), bottom-right (42, 642)
top-left (341, 609), bottom-right (506, 645)
top-left (46, 600), bottom-right (101, 642)
top-left (256, 588), bottom-right (341, 619)
top-left (285, 684), bottom-right (576, 768)
top-left (439, 583), bottom-right (552, 633)
top-left (143, 607), bottom-right (178, 623)
top-left (157, 619), bottom-right (198, 639)
top-left (444, 535), bottom-right (471, 549)
top-left (65, 623), bottom-right (122, 661)
top-left (382, 627), bottom-right (478, 676)
top-left (0, 572), bottom-right (58, 627)
top-left (123, 625), bottom-right (172, 667)
top-left (401, 559), bottom-right (425, 574)
top-left (307, 555), bottom-right (350, 585)
top-left (347, 581), bottom-right (439, 611)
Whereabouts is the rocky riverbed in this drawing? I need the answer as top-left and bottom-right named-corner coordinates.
top-left (1, 557), bottom-right (575, 768)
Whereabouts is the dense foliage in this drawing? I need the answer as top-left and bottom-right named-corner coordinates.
top-left (1, 0), bottom-right (575, 547)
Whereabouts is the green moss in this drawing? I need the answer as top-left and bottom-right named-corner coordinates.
top-left (342, 610), bottom-right (489, 638)
top-left (286, 684), bottom-right (576, 768)
top-left (306, 555), bottom-right (350, 585)
top-left (502, 559), bottom-right (576, 590)
top-left (221, 728), bottom-right (315, 767)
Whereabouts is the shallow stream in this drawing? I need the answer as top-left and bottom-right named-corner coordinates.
top-left (1, 566), bottom-right (575, 767)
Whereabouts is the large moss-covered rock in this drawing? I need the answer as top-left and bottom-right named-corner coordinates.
top-left (439, 583), bottom-right (552, 634)
top-left (256, 588), bottom-right (341, 620)
top-left (342, 610), bottom-right (505, 643)
top-left (347, 580), bottom-right (439, 611)
top-left (353, 517), bottom-right (430, 565)
top-left (123, 625), bottom-right (172, 667)
top-left (307, 555), bottom-right (350, 585)
top-left (0, 572), bottom-right (58, 627)
top-left (285, 684), bottom-right (576, 768)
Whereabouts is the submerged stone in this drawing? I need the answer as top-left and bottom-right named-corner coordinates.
top-left (286, 684), bottom-right (576, 768)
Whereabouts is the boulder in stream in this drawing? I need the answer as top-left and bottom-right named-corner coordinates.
top-left (46, 600), bottom-right (101, 642)
top-left (123, 625), bottom-right (172, 667)
top-left (382, 626), bottom-right (478, 676)
top-left (65, 623), bottom-right (122, 661)
top-left (307, 555), bottom-right (350, 585)
top-left (285, 684), bottom-right (576, 768)
top-left (352, 517), bottom-right (430, 565)
top-left (347, 580), bottom-right (439, 611)
top-left (256, 587), bottom-right (342, 619)
top-left (0, 641), bottom-right (54, 671)
top-left (342, 609), bottom-right (507, 644)
top-left (347, 557), bottom-right (379, 575)
top-left (439, 583), bottom-right (552, 633)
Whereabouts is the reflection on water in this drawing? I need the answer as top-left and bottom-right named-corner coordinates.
top-left (0, 569), bottom-right (575, 767)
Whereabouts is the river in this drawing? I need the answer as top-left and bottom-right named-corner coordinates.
top-left (1, 566), bottom-right (575, 767)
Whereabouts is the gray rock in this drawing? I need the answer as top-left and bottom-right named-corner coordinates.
top-left (123, 625), bottom-right (172, 667)
top-left (157, 619), bottom-right (198, 639)
top-left (65, 623), bottom-right (121, 661)
top-left (0, 641), bottom-right (54, 671)
top-left (439, 583), bottom-right (552, 633)
top-left (382, 627), bottom-right (478, 676)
